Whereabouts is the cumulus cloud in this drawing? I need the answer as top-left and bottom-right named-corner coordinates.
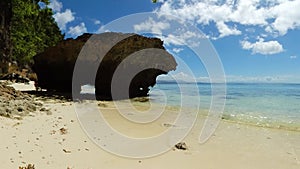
top-left (270, 0), bottom-right (300, 35)
top-left (134, 17), bottom-right (170, 35)
top-left (49, 0), bottom-right (76, 32)
top-left (241, 38), bottom-right (284, 55)
top-left (157, 72), bottom-right (225, 83)
top-left (160, 30), bottom-right (204, 46)
top-left (68, 23), bottom-right (87, 37)
top-left (48, 0), bottom-right (63, 12)
top-left (157, 72), bottom-right (198, 83)
top-left (172, 48), bottom-right (184, 53)
top-left (226, 75), bottom-right (300, 83)
top-left (133, 17), bottom-right (206, 46)
top-left (53, 9), bottom-right (75, 30)
top-left (94, 20), bottom-right (101, 25)
top-left (216, 21), bottom-right (241, 38)
top-left (156, 0), bottom-right (300, 38)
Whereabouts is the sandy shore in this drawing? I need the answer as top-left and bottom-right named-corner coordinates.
top-left (0, 95), bottom-right (299, 169)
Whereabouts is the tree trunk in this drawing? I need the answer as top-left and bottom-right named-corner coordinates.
top-left (0, 0), bottom-right (12, 74)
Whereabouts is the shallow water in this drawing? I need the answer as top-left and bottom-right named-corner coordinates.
top-left (149, 82), bottom-right (300, 131)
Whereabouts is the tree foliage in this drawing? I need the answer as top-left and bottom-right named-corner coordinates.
top-left (11, 0), bottom-right (64, 66)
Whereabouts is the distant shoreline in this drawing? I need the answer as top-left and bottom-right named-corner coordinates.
top-left (156, 80), bottom-right (300, 85)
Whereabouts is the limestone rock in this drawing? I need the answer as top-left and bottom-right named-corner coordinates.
top-left (33, 33), bottom-right (177, 100)
top-left (0, 82), bottom-right (43, 119)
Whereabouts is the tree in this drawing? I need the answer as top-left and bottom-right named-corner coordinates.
top-left (11, 0), bottom-right (64, 67)
top-left (0, 0), bottom-right (12, 74)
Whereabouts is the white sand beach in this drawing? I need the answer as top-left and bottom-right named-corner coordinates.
top-left (0, 96), bottom-right (299, 169)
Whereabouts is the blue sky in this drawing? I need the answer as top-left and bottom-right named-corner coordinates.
top-left (48, 0), bottom-right (300, 83)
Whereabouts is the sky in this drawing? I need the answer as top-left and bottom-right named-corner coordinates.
top-left (47, 0), bottom-right (300, 83)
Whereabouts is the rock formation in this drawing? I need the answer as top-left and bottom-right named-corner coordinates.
top-left (0, 0), bottom-right (12, 74)
top-left (33, 34), bottom-right (91, 92)
top-left (33, 32), bottom-right (177, 100)
top-left (0, 82), bottom-right (45, 119)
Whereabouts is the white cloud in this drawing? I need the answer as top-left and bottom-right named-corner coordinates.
top-left (290, 55), bottom-right (297, 59)
top-left (48, 0), bottom-right (63, 12)
top-left (229, 0), bottom-right (269, 26)
top-left (53, 9), bottom-right (75, 30)
top-left (226, 75), bottom-right (272, 83)
top-left (173, 72), bottom-right (196, 82)
top-left (216, 21), bottom-right (241, 38)
top-left (226, 75), bottom-right (300, 83)
top-left (49, 0), bottom-right (76, 32)
top-left (94, 20), bottom-right (101, 25)
top-left (68, 23), bottom-right (87, 37)
top-left (157, 72), bottom-right (225, 83)
top-left (156, 0), bottom-right (300, 38)
top-left (172, 48), bottom-right (183, 53)
top-left (159, 30), bottom-right (204, 46)
top-left (160, 34), bottom-right (185, 46)
top-left (134, 18), bottom-right (206, 46)
top-left (96, 26), bottom-right (111, 33)
top-left (269, 0), bottom-right (300, 35)
top-left (157, 72), bottom-right (198, 83)
top-left (241, 38), bottom-right (284, 55)
top-left (134, 17), bottom-right (170, 35)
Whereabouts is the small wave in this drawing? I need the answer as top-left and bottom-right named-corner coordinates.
top-left (221, 112), bottom-right (300, 132)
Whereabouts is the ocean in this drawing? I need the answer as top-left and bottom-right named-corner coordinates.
top-left (80, 82), bottom-right (300, 131)
top-left (149, 82), bottom-right (300, 131)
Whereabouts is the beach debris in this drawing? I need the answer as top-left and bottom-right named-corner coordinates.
top-left (39, 107), bottom-right (47, 111)
top-left (59, 127), bottom-right (68, 135)
top-left (19, 164), bottom-right (35, 169)
top-left (12, 122), bottom-right (21, 127)
top-left (163, 123), bottom-right (176, 127)
top-left (40, 107), bottom-right (51, 115)
top-left (63, 149), bottom-right (71, 153)
top-left (132, 97), bottom-right (149, 102)
top-left (175, 142), bottom-right (188, 150)
top-left (98, 102), bottom-right (107, 107)
top-left (221, 114), bottom-right (232, 120)
top-left (49, 130), bottom-right (56, 135)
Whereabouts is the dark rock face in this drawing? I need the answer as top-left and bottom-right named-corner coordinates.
top-left (33, 34), bottom-right (91, 92)
top-left (33, 33), bottom-right (177, 100)
top-left (0, 0), bottom-right (12, 74)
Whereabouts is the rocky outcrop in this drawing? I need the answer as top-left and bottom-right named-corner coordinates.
top-left (33, 34), bottom-right (91, 92)
top-left (0, 82), bottom-right (44, 119)
top-left (33, 33), bottom-right (177, 100)
top-left (0, 0), bottom-right (12, 74)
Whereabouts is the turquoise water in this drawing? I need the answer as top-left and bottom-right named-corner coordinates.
top-left (149, 82), bottom-right (300, 131)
